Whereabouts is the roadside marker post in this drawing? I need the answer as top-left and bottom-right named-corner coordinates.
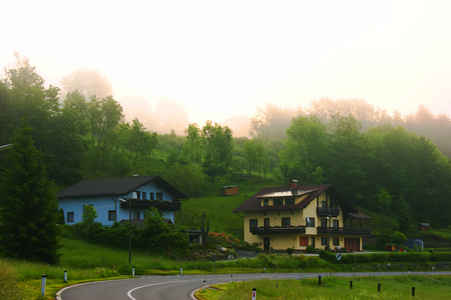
top-left (132, 267), bottom-right (135, 277)
top-left (41, 274), bottom-right (46, 296)
top-left (336, 253), bottom-right (342, 268)
top-left (230, 275), bottom-right (233, 283)
top-left (412, 287), bottom-right (415, 297)
top-left (378, 283), bottom-right (381, 293)
top-left (64, 270), bottom-right (67, 283)
top-left (251, 288), bottom-right (257, 300)
top-left (350, 281), bottom-right (353, 290)
top-left (318, 275), bottom-right (322, 286)
top-left (180, 267), bottom-right (183, 275)
top-left (203, 280), bottom-right (206, 292)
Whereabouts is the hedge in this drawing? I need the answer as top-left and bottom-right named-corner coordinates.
top-left (318, 250), bottom-right (451, 264)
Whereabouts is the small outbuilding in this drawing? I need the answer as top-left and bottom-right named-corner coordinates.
top-left (221, 185), bottom-right (239, 196)
top-left (417, 223), bottom-right (430, 231)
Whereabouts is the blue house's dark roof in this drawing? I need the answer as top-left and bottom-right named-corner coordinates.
top-left (57, 175), bottom-right (188, 200)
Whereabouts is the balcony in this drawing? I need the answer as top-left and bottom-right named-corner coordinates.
top-left (120, 199), bottom-right (181, 211)
top-left (317, 227), bottom-right (371, 236)
top-left (316, 207), bottom-right (339, 217)
top-left (251, 225), bottom-right (306, 235)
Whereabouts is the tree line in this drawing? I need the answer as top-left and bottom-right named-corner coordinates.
top-left (1, 54), bottom-right (451, 233)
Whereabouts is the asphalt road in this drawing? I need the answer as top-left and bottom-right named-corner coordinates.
top-left (56, 271), bottom-right (451, 300)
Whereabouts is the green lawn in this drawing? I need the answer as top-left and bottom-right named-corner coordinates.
top-left (178, 180), bottom-right (273, 240)
top-left (197, 275), bottom-right (451, 300)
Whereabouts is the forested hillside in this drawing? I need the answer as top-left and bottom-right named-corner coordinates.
top-left (1, 55), bottom-right (450, 229)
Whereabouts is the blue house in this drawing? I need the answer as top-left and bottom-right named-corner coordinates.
top-left (58, 175), bottom-right (188, 226)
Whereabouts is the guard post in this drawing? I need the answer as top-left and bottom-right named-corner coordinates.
top-left (251, 288), bottom-right (257, 300)
top-left (41, 274), bottom-right (46, 296)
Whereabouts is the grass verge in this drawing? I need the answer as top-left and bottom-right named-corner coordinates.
top-left (196, 275), bottom-right (451, 300)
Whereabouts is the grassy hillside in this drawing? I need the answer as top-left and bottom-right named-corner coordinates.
top-left (176, 180), bottom-right (275, 240)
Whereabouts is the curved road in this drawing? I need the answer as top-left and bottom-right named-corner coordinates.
top-left (57, 271), bottom-right (451, 300)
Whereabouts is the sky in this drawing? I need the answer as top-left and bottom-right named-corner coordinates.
top-left (2, 0), bottom-right (451, 131)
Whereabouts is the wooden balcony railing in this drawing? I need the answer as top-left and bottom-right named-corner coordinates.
top-left (316, 207), bottom-right (339, 217)
top-left (251, 225), bottom-right (306, 235)
top-left (120, 199), bottom-right (181, 211)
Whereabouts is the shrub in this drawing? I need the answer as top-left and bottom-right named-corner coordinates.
top-left (318, 250), bottom-right (336, 263)
top-left (305, 245), bottom-right (315, 253)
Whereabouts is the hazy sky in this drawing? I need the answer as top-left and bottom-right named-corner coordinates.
top-left (2, 0), bottom-right (451, 126)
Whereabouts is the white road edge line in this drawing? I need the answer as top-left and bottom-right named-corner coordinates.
top-left (127, 279), bottom-right (191, 300)
top-left (55, 279), bottom-right (131, 300)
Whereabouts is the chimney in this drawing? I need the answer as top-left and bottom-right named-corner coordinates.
top-left (290, 179), bottom-right (298, 188)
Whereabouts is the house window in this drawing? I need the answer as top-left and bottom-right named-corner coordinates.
top-left (273, 199), bottom-right (283, 206)
top-left (108, 210), bottom-right (116, 221)
top-left (306, 217), bottom-right (315, 227)
top-left (142, 192), bottom-right (147, 200)
top-left (67, 212), bottom-right (74, 223)
top-left (321, 201), bottom-right (326, 208)
top-left (333, 219), bottom-right (339, 228)
top-left (156, 192), bottom-right (163, 201)
top-left (285, 197), bottom-right (295, 205)
top-left (299, 237), bottom-right (308, 246)
top-left (263, 199), bottom-right (269, 206)
top-left (133, 211), bottom-right (140, 220)
top-left (134, 191), bottom-right (141, 199)
top-left (333, 237), bottom-right (339, 246)
top-left (264, 218), bottom-right (270, 227)
top-left (249, 219), bottom-right (258, 232)
top-left (321, 237), bottom-right (328, 246)
top-left (150, 192), bottom-right (155, 200)
top-left (281, 217), bottom-right (291, 227)
top-left (321, 218), bottom-right (328, 228)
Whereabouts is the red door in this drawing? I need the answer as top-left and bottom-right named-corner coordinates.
top-left (344, 238), bottom-right (360, 251)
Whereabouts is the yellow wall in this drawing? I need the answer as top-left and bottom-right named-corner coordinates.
top-left (242, 191), bottom-right (363, 251)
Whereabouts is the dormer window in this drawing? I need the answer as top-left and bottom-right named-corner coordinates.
top-left (285, 197), bottom-right (295, 205)
top-left (274, 198), bottom-right (283, 206)
top-left (263, 199), bottom-right (269, 206)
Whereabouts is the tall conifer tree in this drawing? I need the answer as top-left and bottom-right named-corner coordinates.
top-left (0, 120), bottom-right (60, 264)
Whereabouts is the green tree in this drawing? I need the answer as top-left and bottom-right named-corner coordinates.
top-left (280, 115), bottom-right (329, 182)
top-left (200, 121), bottom-right (234, 178)
top-left (182, 124), bottom-right (202, 165)
top-left (46, 91), bottom-right (90, 184)
top-left (139, 207), bottom-right (188, 255)
top-left (390, 231), bottom-right (407, 250)
top-left (243, 138), bottom-right (268, 188)
top-left (84, 95), bottom-right (124, 177)
top-left (164, 162), bottom-right (206, 196)
top-left (327, 114), bottom-right (368, 203)
top-left (0, 120), bottom-right (60, 264)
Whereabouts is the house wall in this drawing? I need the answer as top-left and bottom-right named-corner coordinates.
top-left (59, 181), bottom-right (177, 226)
top-left (242, 191), bottom-right (362, 251)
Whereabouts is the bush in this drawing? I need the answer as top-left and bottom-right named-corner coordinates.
top-left (318, 250), bottom-right (336, 263)
top-left (286, 247), bottom-right (294, 255)
top-left (305, 245), bottom-right (315, 253)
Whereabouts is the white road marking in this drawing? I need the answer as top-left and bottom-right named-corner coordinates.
top-left (127, 279), bottom-right (191, 300)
